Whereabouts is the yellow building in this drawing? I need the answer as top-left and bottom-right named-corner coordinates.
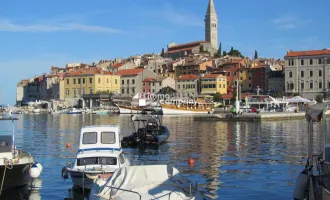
top-left (63, 67), bottom-right (120, 99)
top-left (239, 68), bottom-right (252, 92)
top-left (201, 74), bottom-right (227, 95)
top-left (160, 71), bottom-right (175, 79)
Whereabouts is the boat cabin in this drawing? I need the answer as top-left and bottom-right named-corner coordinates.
top-left (78, 125), bottom-right (121, 153)
top-left (0, 136), bottom-right (13, 160)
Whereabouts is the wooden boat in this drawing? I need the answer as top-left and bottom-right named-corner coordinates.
top-left (161, 98), bottom-right (214, 115)
top-left (121, 114), bottom-right (170, 147)
top-left (89, 165), bottom-right (206, 200)
top-left (116, 104), bottom-right (163, 115)
top-left (62, 125), bottom-right (130, 190)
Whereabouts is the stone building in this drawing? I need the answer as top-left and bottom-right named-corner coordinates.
top-left (284, 49), bottom-right (330, 99)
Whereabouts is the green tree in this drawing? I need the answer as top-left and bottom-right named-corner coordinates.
top-left (213, 92), bottom-right (222, 102)
top-left (315, 94), bottom-right (323, 103)
top-left (160, 48), bottom-right (165, 57)
top-left (199, 45), bottom-right (205, 52)
top-left (228, 47), bottom-right (244, 58)
top-left (218, 42), bottom-right (222, 56)
top-left (157, 86), bottom-right (176, 95)
top-left (223, 51), bottom-right (227, 56)
top-left (254, 50), bottom-right (258, 59)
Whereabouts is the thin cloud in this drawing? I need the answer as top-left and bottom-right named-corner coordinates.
top-left (0, 19), bottom-right (123, 33)
top-left (272, 15), bottom-right (312, 30)
top-left (145, 4), bottom-right (204, 27)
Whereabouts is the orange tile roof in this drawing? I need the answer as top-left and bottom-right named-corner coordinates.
top-left (176, 74), bottom-right (199, 81)
top-left (285, 49), bottom-right (330, 57)
top-left (65, 68), bottom-right (112, 77)
top-left (143, 77), bottom-right (154, 82)
top-left (115, 68), bottom-right (145, 76)
top-left (113, 63), bottom-right (123, 68)
top-left (201, 74), bottom-right (226, 79)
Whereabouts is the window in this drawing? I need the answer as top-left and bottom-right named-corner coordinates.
top-left (127, 80), bottom-right (129, 84)
top-left (121, 89), bottom-right (124, 94)
top-left (115, 79), bottom-right (117, 84)
top-left (89, 78), bottom-right (92, 84)
top-left (143, 82), bottom-right (145, 86)
top-left (319, 82), bottom-right (323, 89)
top-left (301, 60), bottom-right (304, 65)
top-left (73, 89), bottom-right (76, 96)
top-left (178, 85), bottom-right (180, 89)
top-left (83, 132), bottom-right (97, 144)
top-left (234, 72), bottom-right (237, 76)
top-left (98, 78), bottom-right (101, 84)
top-left (66, 79), bottom-right (69, 84)
top-left (227, 72), bottom-right (231, 76)
top-left (319, 58), bottom-right (322, 65)
top-left (122, 80), bottom-right (124, 85)
top-left (248, 77), bottom-right (251, 80)
top-left (77, 157), bottom-right (117, 166)
top-left (301, 82), bottom-right (304, 90)
top-left (248, 84), bottom-right (251, 87)
top-left (319, 70), bottom-right (322, 76)
top-left (289, 71), bottom-right (292, 78)
top-left (106, 79), bottom-right (109, 83)
top-left (223, 84), bottom-right (225, 88)
top-left (101, 132), bottom-right (115, 144)
top-left (240, 77), bottom-right (243, 80)
top-left (310, 82), bottom-right (313, 89)
top-left (152, 89), bottom-right (155, 93)
top-left (82, 78), bottom-right (85, 84)
top-left (301, 71), bottom-right (304, 77)
top-left (310, 59), bottom-right (313, 65)
top-left (78, 79), bottom-right (81, 84)
top-left (73, 79), bottom-right (76, 84)
top-left (132, 79), bottom-right (135, 84)
top-left (132, 88), bottom-right (135, 94)
top-left (310, 71), bottom-right (313, 77)
top-left (126, 88), bottom-right (129, 94)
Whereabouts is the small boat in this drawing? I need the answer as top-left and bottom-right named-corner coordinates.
top-left (62, 125), bottom-right (130, 190)
top-left (91, 109), bottom-right (109, 115)
top-left (32, 108), bottom-right (40, 113)
top-left (89, 165), bottom-right (206, 200)
top-left (67, 108), bottom-right (83, 114)
top-left (121, 114), bottom-right (170, 147)
top-left (116, 104), bottom-right (163, 115)
top-left (0, 117), bottom-right (42, 192)
top-left (161, 98), bottom-right (214, 115)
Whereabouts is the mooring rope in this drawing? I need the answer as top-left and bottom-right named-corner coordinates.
top-left (0, 159), bottom-right (13, 196)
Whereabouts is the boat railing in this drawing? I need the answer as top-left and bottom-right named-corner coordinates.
top-left (101, 185), bottom-right (142, 200)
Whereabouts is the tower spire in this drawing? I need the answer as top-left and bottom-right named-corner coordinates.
top-left (206, 0), bottom-right (216, 16)
top-left (205, 0), bottom-right (218, 50)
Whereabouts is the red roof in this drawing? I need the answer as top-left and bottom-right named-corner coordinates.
top-left (113, 63), bottom-right (123, 68)
top-left (176, 74), bottom-right (199, 81)
top-left (285, 49), bottom-right (330, 57)
top-left (201, 74), bottom-right (226, 79)
top-left (65, 68), bottom-right (112, 77)
top-left (115, 68), bottom-right (145, 76)
top-left (143, 77), bottom-right (154, 82)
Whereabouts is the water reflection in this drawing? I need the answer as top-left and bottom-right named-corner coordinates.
top-left (1, 114), bottom-right (328, 199)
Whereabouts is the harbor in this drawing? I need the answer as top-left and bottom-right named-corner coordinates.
top-left (0, 112), bottom-right (327, 199)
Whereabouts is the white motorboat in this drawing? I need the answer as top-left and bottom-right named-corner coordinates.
top-left (89, 165), bottom-right (206, 200)
top-left (67, 108), bottom-right (83, 114)
top-left (32, 108), bottom-right (40, 113)
top-left (0, 117), bottom-right (42, 192)
top-left (62, 125), bottom-right (130, 190)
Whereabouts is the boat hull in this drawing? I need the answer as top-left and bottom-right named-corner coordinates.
top-left (122, 126), bottom-right (170, 146)
top-left (161, 107), bottom-right (211, 115)
top-left (68, 170), bottom-right (114, 190)
top-left (118, 106), bottom-right (163, 115)
top-left (0, 163), bottom-right (31, 190)
top-left (67, 112), bottom-right (82, 114)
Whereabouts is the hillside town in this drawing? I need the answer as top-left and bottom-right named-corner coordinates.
top-left (14, 0), bottom-right (330, 111)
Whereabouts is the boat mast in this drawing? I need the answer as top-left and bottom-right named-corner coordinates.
top-left (12, 118), bottom-right (15, 158)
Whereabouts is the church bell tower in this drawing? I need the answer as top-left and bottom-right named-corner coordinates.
top-left (205, 0), bottom-right (218, 50)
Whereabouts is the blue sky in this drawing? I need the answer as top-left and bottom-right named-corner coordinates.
top-left (1, 0), bottom-right (329, 104)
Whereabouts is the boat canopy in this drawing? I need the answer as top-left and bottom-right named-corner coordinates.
top-left (96, 165), bottom-right (183, 199)
top-left (78, 125), bottom-right (121, 152)
top-left (288, 96), bottom-right (313, 103)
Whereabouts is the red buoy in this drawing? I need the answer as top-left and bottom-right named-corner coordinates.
top-left (188, 158), bottom-right (194, 164)
top-left (66, 143), bottom-right (71, 148)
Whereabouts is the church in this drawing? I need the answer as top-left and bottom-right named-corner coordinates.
top-left (165, 0), bottom-right (218, 59)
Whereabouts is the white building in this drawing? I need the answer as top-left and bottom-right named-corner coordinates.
top-left (284, 49), bottom-right (330, 99)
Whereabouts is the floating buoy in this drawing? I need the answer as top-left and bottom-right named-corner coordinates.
top-left (62, 167), bottom-right (69, 179)
top-left (30, 164), bottom-right (41, 178)
top-left (188, 158), bottom-right (195, 164)
top-left (66, 143), bottom-right (71, 148)
top-left (34, 162), bottom-right (43, 173)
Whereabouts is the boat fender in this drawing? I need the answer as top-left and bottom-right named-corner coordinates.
top-left (29, 164), bottom-right (41, 178)
top-left (293, 169), bottom-right (308, 200)
top-left (34, 161), bottom-right (43, 173)
top-left (62, 167), bottom-right (69, 179)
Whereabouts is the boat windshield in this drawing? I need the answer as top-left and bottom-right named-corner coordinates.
top-left (77, 157), bottom-right (117, 166)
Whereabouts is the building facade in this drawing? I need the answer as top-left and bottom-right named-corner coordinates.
top-left (115, 68), bottom-right (156, 96)
top-left (284, 49), bottom-right (330, 99)
top-left (201, 74), bottom-right (227, 95)
top-left (176, 74), bottom-right (199, 97)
